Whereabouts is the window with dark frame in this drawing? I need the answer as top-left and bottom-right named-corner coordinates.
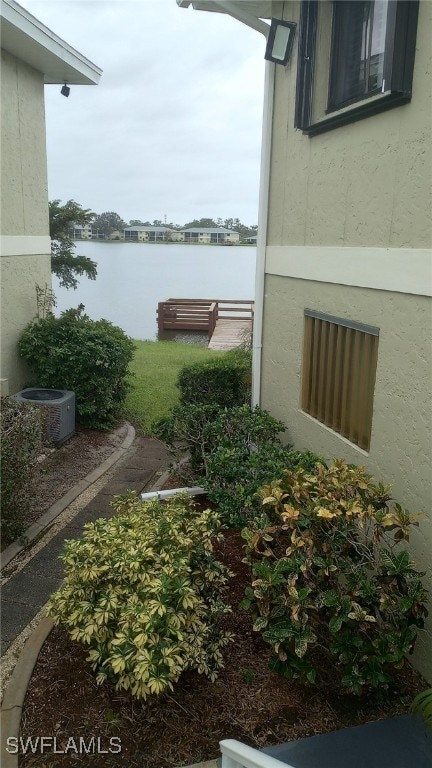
top-left (301, 310), bottom-right (379, 451)
top-left (295, 0), bottom-right (419, 136)
top-left (328, 1), bottom-right (392, 111)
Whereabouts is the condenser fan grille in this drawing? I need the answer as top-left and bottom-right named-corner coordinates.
top-left (14, 389), bottom-right (75, 444)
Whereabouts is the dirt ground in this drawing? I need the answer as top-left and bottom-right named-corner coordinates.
top-left (19, 530), bottom-right (426, 768)
top-left (2, 424), bottom-right (128, 550)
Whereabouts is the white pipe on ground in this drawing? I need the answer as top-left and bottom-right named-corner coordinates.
top-left (140, 487), bottom-right (206, 501)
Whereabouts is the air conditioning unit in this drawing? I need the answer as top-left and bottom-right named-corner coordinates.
top-left (14, 388), bottom-right (75, 444)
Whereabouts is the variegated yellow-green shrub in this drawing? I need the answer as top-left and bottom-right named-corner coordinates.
top-left (47, 492), bottom-right (233, 699)
top-left (241, 460), bottom-right (428, 695)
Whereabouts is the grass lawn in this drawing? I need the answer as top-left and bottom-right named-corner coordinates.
top-left (124, 340), bottom-right (223, 433)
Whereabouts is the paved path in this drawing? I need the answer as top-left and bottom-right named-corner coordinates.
top-left (0, 436), bottom-right (170, 656)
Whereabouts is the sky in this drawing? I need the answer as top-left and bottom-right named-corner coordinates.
top-left (18, 0), bottom-right (267, 227)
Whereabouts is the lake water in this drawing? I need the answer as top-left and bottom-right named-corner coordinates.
top-left (53, 242), bottom-right (256, 341)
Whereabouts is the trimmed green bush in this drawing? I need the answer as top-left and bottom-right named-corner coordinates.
top-left (241, 460), bottom-right (428, 695)
top-left (177, 352), bottom-right (251, 408)
top-left (155, 402), bottom-right (324, 526)
top-left (202, 407), bottom-right (324, 526)
top-left (0, 396), bottom-right (44, 541)
top-left (202, 405), bottom-right (292, 526)
top-left (47, 493), bottom-right (233, 700)
top-left (153, 403), bottom-right (220, 479)
top-left (18, 306), bottom-right (134, 429)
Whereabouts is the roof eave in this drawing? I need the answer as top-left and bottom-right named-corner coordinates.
top-left (176, 0), bottom-right (272, 19)
top-left (0, 0), bottom-right (102, 84)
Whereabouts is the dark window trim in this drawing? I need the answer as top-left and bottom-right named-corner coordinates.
top-left (326, 86), bottom-right (383, 116)
top-left (295, 0), bottom-right (419, 137)
top-left (390, 0), bottom-right (419, 93)
top-left (304, 309), bottom-right (380, 337)
top-left (295, 0), bottom-right (318, 129)
top-left (303, 91), bottom-right (412, 136)
top-left (327, 1), bottom-right (399, 114)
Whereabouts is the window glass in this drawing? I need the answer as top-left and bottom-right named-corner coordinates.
top-left (329, 1), bottom-right (389, 110)
top-left (295, 0), bottom-right (419, 135)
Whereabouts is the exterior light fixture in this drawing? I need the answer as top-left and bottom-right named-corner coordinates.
top-left (60, 83), bottom-right (70, 97)
top-left (264, 19), bottom-right (297, 66)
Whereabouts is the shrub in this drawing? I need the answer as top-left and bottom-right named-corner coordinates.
top-left (241, 460), bottom-right (428, 695)
top-left (177, 353), bottom-right (251, 408)
top-left (411, 689), bottom-right (432, 731)
top-left (204, 442), bottom-right (293, 527)
top-left (153, 403), bottom-right (220, 479)
top-left (153, 403), bottom-right (289, 494)
top-left (155, 402), bottom-right (324, 525)
top-left (47, 493), bottom-right (233, 700)
top-left (18, 305), bottom-right (134, 429)
top-left (201, 407), bottom-right (324, 526)
top-left (202, 405), bottom-right (293, 526)
top-left (0, 396), bottom-right (44, 541)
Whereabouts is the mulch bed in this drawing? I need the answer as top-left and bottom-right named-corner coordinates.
top-left (2, 424), bottom-right (128, 550)
top-left (19, 528), bottom-right (426, 767)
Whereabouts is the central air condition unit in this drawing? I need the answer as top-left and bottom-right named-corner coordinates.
top-left (14, 388), bottom-right (75, 444)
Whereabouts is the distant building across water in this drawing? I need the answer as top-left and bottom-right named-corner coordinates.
top-left (71, 224), bottom-right (245, 244)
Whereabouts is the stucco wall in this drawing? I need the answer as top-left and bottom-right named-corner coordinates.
top-left (0, 50), bottom-right (51, 394)
top-left (259, 1), bottom-right (432, 681)
top-left (1, 254), bottom-right (52, 393)
top-left (260, 275), bottom-right (432, 680)
top-left (267, 0), bottom-right (432, 248)
top-left (1, 50), bottom-right (50, 236)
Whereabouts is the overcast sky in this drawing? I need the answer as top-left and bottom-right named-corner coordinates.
top-left (18, 0), bottom-right (266, 226)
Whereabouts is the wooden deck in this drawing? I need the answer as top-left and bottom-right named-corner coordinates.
top-left (208, 318), bottom-right (253, 350)
top-left (157, 298), bottom-right (254, 350)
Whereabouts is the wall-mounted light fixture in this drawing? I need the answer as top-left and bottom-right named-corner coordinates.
top-left (264, 19), bottom-right (297, 66)
top-left (60, 83), bottom-right (70, 97)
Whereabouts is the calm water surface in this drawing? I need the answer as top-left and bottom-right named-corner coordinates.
top-left (53, 242), bottom-right (256, 341)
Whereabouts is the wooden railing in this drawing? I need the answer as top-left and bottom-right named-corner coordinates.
top-left (208, 302), bottom-right (218, 339)
top-left (157, 298), bottom-right (254, 339)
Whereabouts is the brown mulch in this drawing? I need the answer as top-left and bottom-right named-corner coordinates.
top-left (19, 529), bottom-right (426, 767)
top-left (32, 424), bottom-right (128, 520)
top-left (2, 424), bottom-right (128, 550)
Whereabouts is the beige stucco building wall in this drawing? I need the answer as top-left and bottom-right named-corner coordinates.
top-left (260, 1), bottom-right (432, 680)
top-left (1, 50), bottom-right (51, 394)
top-left (170, 231), bottom-right (185, 242)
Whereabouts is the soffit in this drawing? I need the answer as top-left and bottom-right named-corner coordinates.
top-left (0, 0), bottom-right (101, 84)
top-left (180, 1), bottom-right (273, 19)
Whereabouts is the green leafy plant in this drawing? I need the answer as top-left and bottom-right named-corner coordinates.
top-left (177, 353), bottom-right (251, 408)
top-left (155, 402), bottom-right (323, 525)
top-left (411, 689), bottom-right (432, 731)
top-left (240, 667), bottom-right (256, 685)
top-left (47, 493), bottom-right (233, 700)
top-left (201, 405), bottom-right (293, 526)
top-left (201, 407), bottom-right (324, 526)
top-left (241, 460), bottom-right (428, 695)
top-left (153, 403), bottom-right (220, 479)
top-left (18, 305), bottom-right (134, 429)
top-left (0, 397), bottom-right (44, 542)
top-left (49, 199), bottom-right (96, 289)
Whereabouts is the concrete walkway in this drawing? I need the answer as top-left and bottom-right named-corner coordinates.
top-left (0, 435), bottom-right (170, 656)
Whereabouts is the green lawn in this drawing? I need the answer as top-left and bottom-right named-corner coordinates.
top-left (124, 340), bottom-right (223, 433)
